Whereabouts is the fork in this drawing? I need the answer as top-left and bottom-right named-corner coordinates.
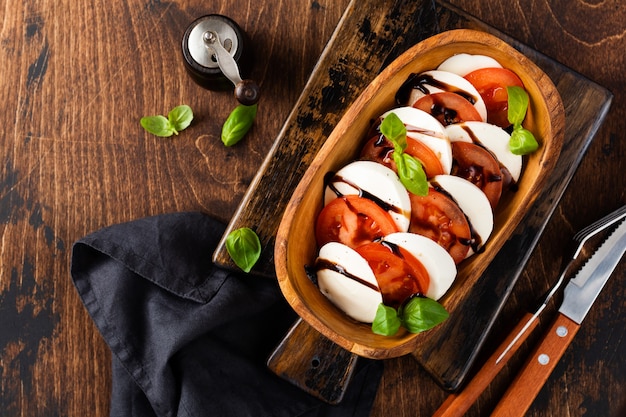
top-left (493, 204), bottom-right (626, 363)
top-left (433, 204), bottom-right (626, 417)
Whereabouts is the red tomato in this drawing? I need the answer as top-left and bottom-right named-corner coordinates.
top-left (464, 68), bottom-right (524, 128)
top-left (356, 241), bottom-right (430, 308)
top-left (413, 92), bottom-right (483, 126)
top-left (315, 195), bottom-right (400, 249)
top-left (451, 141), bottom-right (503, 209)
top-left (360, 135), bottom-right (445, 179)
top-left (409, 188), bottom-right (471, 264)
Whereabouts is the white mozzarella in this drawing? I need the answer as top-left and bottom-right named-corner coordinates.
top-left (432, 174), bottom-right (493, 256)
top-left (445, 121), bottom-right (522, 182)
top-left (316, 242), bottom-right (383, 323)
top-left (383, 232), bottom-right (457, 300)
top-left (407, 70), bottom-right (487, 122)
top-left (381, 107), bottom-right (453, 174)
top-left (437, 53), bottom-right (503, 76)
top-left (324, 160), bottom-right (411, 231)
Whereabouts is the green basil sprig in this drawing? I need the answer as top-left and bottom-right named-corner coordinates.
top-left (225, 227), bottom-right (262, 273)
top-left (372, 304), bottom-right (402, 336)
top-left (507, 86), bottom-right (539, 155)
top-left (372, 296), bottom-right (449, 336)
top-left (221, 104), bottom-right (258, 146)
top-left (379, 112), bottom-right (428, 196)
top-left (140, 105), bottom-right (193, 137)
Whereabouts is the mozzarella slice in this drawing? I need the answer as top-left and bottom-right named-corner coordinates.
top-left (383, 232), bottom-right (457, 300)
top-left (437, 53), bottom-right (503, 76)
top-left (381, 107), bottom-right (453, 174)
top-left (316, 242), bottom-right (383, 323)
top-left (324, 160), bottom-right (411, 231)
top-left (445, 121), bottom-right (522, 183)
top-left (406, 70), bottom-right (487, 122)
top-left (431, 174), bottom-right (493, 256)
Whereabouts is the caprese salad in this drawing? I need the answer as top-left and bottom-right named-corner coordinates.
top-left (311, 53), bottom-right (539, 336)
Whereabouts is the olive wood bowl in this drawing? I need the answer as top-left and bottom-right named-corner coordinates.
top-left (274, 29), bottom-right (565, 359)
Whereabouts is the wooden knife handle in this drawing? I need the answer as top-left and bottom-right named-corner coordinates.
top-left (267, 318), bottom-right (359, 404)
top-left (433, 312), bottom-right (539, 417)
top-left (491, 313), bottom-right (580, 417)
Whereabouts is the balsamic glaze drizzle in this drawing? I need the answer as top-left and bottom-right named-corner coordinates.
top-left (313, 258), bottom-right (379, 292)
top-left (396, 72), bottom-right (479, 106)
top-left (430, 181), bottom-right (484, 254)
top-left (459, 124), bottom-right (518, 191)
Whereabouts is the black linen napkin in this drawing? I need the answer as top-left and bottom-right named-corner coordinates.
top-left (70, 212), bottom-right (383, 417)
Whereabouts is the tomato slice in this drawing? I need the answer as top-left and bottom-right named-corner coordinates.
top-left (409, 188), bottom-right (471, 264)
top-left (413, 91), bottom-right (483, 126)
top-left (315, 195), bottom-right (400, 249)
top-left (360, 135), bottom-right (445, 179)
top-left (451, 141), bottom-right (503, 209)
top-left (463, 68), bottom-right (524, 128)
top-left (356, 241), bottom-right (430, 308)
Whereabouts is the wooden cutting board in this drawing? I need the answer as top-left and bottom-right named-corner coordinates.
top-left (213, 0), bottom-right (612, 401)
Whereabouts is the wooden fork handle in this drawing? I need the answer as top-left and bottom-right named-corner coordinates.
top-left (433, 312), bottom-right (539, 417)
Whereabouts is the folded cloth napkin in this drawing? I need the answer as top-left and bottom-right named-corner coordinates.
top-left (70, 212), bottom-right (383, 417)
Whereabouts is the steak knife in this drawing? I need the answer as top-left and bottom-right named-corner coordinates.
top-left (490, 217), bottom-right (626, 416)
top-left (433, 206), bottom-right (626, 417)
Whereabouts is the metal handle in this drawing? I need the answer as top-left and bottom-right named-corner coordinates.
top-left (202, 30), bottom-right (259, 106)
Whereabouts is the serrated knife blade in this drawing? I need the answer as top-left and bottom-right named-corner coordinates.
top-left (559, 219), bottom-right (626, 324)
top-left (433, 208), bottom-right (626, 417)
top-left (490, 217), bottom-right (626, 417)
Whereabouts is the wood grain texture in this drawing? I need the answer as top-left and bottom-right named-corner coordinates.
top-left (267, 318), bottom-right (359, 404)
top-left (213, 0), bottom-right (443, 274)
top-left (229, 0), bottom-right (610, 400)
top-left (491, 314), bottom-right (581, 417)
top-left (273, 26), bottom-right (567, 360)
top-left (0, 1), bottom-right (623, 417)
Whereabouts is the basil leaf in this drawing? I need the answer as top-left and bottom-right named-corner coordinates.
top-left (372, 304), bottom-right (402, 336)
top-left (221, 104), bottom-right (258, 146)
top-left (507, 86), bottom-right (529, 128)
top-left (140, 115), bottom-right (174, 137)
top-left (394, 152), bottom-right (428, 196)
top-left (509, 127), bottom-right (539, 155)
top-left (141, 104), bottom-right (193, 137)
top-left (380, 112), bottom-right (407, 152)
top-left (168, 104), bottom-right (194, 133)
top-left (381, 112), bottom-right (428, 196)
top-left (505, 86), bottom-right (539, 155)
top-left (401, 296), bottom-right (449, 333)
top-left (225, 227), bottom-right (262, 273)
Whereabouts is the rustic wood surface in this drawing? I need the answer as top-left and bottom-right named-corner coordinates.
top-left (0, 1), bottom-right (624, 417)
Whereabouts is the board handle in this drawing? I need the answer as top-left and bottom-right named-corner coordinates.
top-left (267, 318), bottom-right (359, 404)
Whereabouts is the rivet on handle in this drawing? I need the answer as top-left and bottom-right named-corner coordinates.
top-left (537, 354), bottom-right (550, 365)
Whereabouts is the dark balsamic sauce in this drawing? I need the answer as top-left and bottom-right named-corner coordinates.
top-left (313, 258), bottom-right (379, 292)
top-left (325, 173), bottom-right (408, 217)
top-left (451, 143), bottom-right (503, 188)
top-left (459, 124), bottom-right (517, 191)
top-left (396, 72), bottom-right (479, 106)
top-left (430, 99), bottom-right (459, 125)
top-left (368, 134), bottom-right (395, 164)
top-left (430, 181), bottom-right (484, 254)
top-left (405, 124), bottom-right (448, 140)
top-left (379, 240), bottom-right (427, 296)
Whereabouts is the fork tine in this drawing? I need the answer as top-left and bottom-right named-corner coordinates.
top-left (572, 205), bottom-right (626, 257)
top-left (494, 204), bottom-right (626, 365)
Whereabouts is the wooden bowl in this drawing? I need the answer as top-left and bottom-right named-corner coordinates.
top-left (274, 29), bottom-right (565, 359)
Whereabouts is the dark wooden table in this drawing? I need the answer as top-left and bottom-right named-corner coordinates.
top-left (1, 1), bottom-right (623, 416)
